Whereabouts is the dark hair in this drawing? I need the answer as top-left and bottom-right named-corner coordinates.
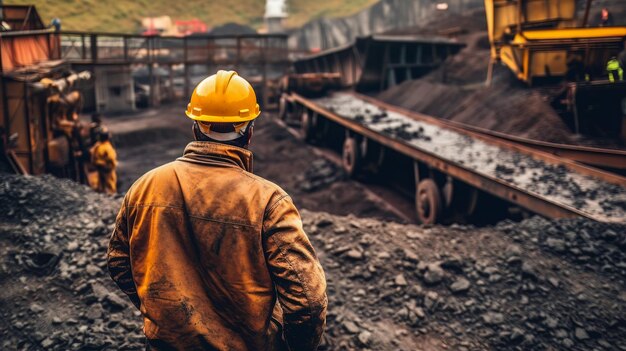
top-left (91, 113), bottom-right (102, 123)
top-left (192, 121), bottom-right (253, 148)
top-left (99, 130), bottom-right (110, 141)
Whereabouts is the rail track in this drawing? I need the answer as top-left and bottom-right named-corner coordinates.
top-left (281, 91), bottom-right (626, 224)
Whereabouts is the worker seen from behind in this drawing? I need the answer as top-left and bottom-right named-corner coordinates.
top-left (107, 70), bottom-right (327, 350)
top-left (91, 128), bottom-right (118, 194)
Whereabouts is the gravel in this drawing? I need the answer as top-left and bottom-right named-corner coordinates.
top-left (0, 174), bottom-right (144, 350)
top-left (2, 173), bottom-right (626, 350)
top-left (303, 211), bottom-right (626, 350)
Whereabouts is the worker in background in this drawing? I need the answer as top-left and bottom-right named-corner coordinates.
top-left (107, 70), bottom-right (327, 351)
top-left (51, 18), bottom-right (61, 31)
top-left (599, 7), bottom-right (614, 27)
top-left (91, 128), bottom-right (117, 194)
top-left (607, 56), bottom-right (624, 82)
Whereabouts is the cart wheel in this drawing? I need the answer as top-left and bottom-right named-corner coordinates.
top-left (416, 179), bottom-right (443, 225)
top-left (342, 136), bottom-right (360, 177)
top-left (300, 110), bottom-right (314, 142)
top-left (279, 96), bottom-right (289, 121)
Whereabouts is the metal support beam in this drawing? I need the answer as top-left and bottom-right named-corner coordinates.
top-left (583, 0), bottom-right (593, 27)
top-left (262, 36), bottom-right (269, 109)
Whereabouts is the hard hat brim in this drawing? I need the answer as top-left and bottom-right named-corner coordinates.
top-left (185, 110), bottom-right (261, 123)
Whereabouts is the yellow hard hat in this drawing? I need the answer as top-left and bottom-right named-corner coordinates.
top-left (185, 70), bottom-right (260, 123)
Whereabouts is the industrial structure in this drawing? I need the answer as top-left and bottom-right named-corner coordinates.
top-left (485, 0), bottom-right (626, 140)
top-left (1, 2), bottom-right (625, 225)
top-left (265, 0), bottom-right (288, 33)
top-left (0, 4), bottom-right (289, 185)
top-left (278, 0), bottom-right (626, 224)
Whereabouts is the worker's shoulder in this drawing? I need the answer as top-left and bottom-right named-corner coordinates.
top-left (242, 169), bottom-right (290, 200)
top-left (125, 161), bottom-right (179, 197)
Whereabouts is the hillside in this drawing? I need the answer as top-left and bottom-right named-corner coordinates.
top-left (6, 0), bottom-right (379, 33)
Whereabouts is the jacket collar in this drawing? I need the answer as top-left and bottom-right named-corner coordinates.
top-left (178, 141), bottom-right (253, 172)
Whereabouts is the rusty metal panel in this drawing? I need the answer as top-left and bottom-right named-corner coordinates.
top-left (293, 35), bottom-right (465, 93)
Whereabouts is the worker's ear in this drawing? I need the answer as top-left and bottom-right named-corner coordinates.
top-left (246, 125), bottom-right (254, 146)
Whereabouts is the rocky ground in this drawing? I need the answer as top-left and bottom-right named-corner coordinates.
top-left (0, 175), bottom-right (144, 350)
top-left (312, 213), bottom-right (626, 350)
top-left (1, 173), bottom-right (625, 350)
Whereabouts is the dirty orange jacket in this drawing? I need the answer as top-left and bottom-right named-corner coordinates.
top-left (91, 140), bottom-right (117, 194)
top-left (107, 141), bottom-right (327, 351)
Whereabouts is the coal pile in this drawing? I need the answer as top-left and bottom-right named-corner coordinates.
top-left (302, 210), bottom-right (626, 351)
top-left (0, 174), bottom-right (144, 350)
top-left (2, 173), bottom-right (626, 351)
top-left (296, 159), bottom-right (345, 192)
top-left (497, 217), bottom-right (626, 284)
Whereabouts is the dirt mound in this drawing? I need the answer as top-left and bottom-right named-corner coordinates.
top-left (0, 174), bottom-right (143, 350)
top-left (0, 175), bottom-right (110, 224)
top-left (376, 28), bottom-right (578, 144)
top-left (306, 211), bottom-right (626, 350)
top-left (377, 78), bottom-right (575, 143)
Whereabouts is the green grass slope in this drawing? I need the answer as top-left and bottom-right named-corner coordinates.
top-left (7, 0), bottom-right (379, 33)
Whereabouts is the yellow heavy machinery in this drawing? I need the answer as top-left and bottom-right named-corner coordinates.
top-left (485, 0), bottom-right (626, 141)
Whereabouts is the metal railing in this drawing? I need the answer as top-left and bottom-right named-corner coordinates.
top-left (0, 29), bottom-right (289, 69)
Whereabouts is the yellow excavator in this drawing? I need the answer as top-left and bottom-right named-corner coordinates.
top-left (484, 0), bottom-right (626, 141)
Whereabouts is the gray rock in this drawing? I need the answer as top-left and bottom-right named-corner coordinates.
top-left (105, 292), bottom-right (128, 310)
top-left (41, 338), bottom-right (55, 348)
top-left (548, 277), bottom-right (560, 288)
top-left (343, 321), bottom-right (360, 334)
top-left (449, 277), bottom-right (471, 293)
top-left (482, 312), bottom-right (505, 325)
top-left (345, 249), bottom-right (363, 260)
top-left (562, 338), bottom-right (574, 347)
top-left (408, 284), bottom-right (424, 298)
top-left (510, 327), bottom-right (524, 342)
top-left (403, 249), bottom-right (419, 262)
top-left (29, 303), bottom-right (44, 314)
top-left (357, 330), bottom-right (372, 346)
top-left (545, 238), bottom-right (566, 252)
top-left (84, 304), bottom-right (103, 321)
top-left (423, 263), bottom-right (444, 285)
top-left (521, 261), bottom-right (538, 280)
top-left (424, 291), bottom-right (439, 310)
top-left (85, 264), bottom-right (101, 276)
top-left (574, 327), bottom-right (589, 340)
top-left (394, 274), bottom-right (408, 286)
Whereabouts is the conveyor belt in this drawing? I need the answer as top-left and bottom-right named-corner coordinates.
top-left (365, 96), bottom-right (626, 172)
top-left (293, 92), bottom-right (626, 223)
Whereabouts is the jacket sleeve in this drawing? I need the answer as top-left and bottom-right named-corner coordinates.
top-left (107, 196), bottom-right (140, 309)
top-left (263, 195), bottom-right (327, 351)
top-left (106, 144), bottom-right (118, 169)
